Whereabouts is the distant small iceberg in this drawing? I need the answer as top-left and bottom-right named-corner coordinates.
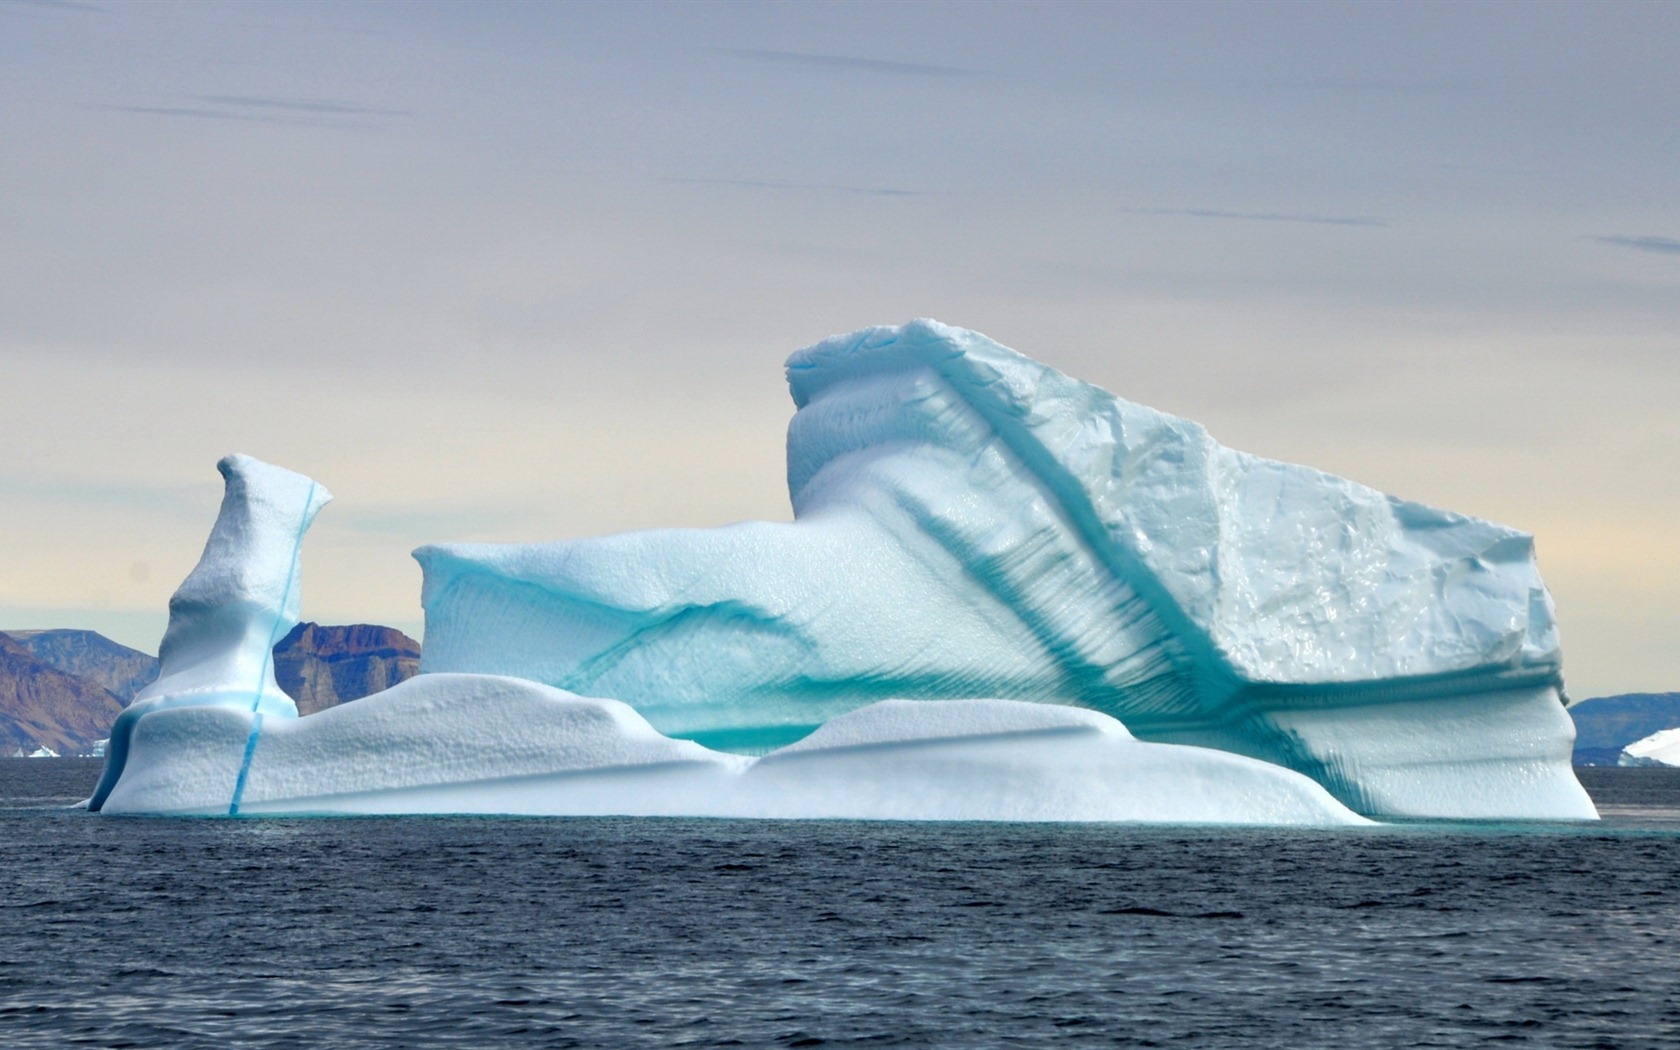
top-left (1620, 728), bottom-right (1680, 767)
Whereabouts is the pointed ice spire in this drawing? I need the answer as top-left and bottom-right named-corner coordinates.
top-left (88, 455), bottom-right (331, 811)
top-left (139, 454), bottom-right (332, 716)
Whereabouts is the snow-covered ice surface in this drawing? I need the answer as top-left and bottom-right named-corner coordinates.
top-left (417, 320), bottom-right (1593, 821)
top-left (98, 676), bottom-right (1368, 825)
top-left (87, 455), bottom-right (330, 812)
top-left (1620, 728), bottom-right (1680, 768)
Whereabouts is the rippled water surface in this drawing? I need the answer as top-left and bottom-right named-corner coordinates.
top-left (3, 760), bottom-right (1679, 1047)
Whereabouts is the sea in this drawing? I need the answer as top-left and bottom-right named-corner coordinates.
top-left (3, 760), bottom-right (1677, 1048)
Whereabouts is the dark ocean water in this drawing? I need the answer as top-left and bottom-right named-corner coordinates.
top-left (3, 760), bottom-right (1678, 1048)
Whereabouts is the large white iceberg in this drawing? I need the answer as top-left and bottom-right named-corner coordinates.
top-left (417, 320), bottom-right (1591, 820)
top-left (88, 321), bottom-right (1595, 823)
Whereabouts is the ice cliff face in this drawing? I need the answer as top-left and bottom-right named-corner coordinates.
top-left (417, 320), bottom-right (1589, 819)
top-left (88, 455), bottom-right (330, 812)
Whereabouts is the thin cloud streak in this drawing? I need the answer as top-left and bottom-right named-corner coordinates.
top-left (1269, 77), bottom-right (1481, 94)
top-left (1124, 207), bottom-right (1388, 228)
top-left (194, 95), bottom-right (412, 117)
top-left (92, 93), bottom-right (407, 129)
top-left (666, 176), bottom-right (938, 198)
top-left (713, 47), bottom-right (992, 79)
top-left (0, 474), bottom-right (213, 511)
top-left (0, 0), bottom-right (106, 15)
top-left (1590, 235), bottom-right (1680, 256)
top-left (93, 104), bottom-right (366, 128)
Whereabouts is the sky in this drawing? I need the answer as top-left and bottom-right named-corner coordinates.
top-left (1, 0), bottom-right (1676, 700)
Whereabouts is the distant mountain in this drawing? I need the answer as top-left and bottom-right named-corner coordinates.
top-left (1568, 693), bottom-right (1680, 766)
top-left (0, 632), bottom-right (125, 756)
top-left (0, 623), bottom-right (421, 754)
top-left (6, 629), bottom-right (158, 702)
top-left (272, 623), bottom-right (422, 716)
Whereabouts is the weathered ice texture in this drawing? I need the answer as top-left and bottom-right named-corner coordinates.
top-left (417, 320), bottom-right (1592, 820)
top-left (88, 455), bottom-right (330, 812)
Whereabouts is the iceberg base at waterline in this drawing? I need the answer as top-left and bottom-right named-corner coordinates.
top-left (95, 674), bottom-right (1369, 825)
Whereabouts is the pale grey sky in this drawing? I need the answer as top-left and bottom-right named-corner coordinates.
top-left (2, 0), bottom-right (1676, 699)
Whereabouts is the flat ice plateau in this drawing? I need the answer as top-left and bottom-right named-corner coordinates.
top-left (88, 321), bottom-right (1596, 822)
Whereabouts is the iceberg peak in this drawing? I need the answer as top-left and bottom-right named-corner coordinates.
top-left (88, 454), bottom-right (331, 812)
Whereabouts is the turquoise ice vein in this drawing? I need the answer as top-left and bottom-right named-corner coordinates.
top-left (228, 481), bottom-right (317, 816)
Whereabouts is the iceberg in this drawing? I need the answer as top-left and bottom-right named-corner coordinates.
top-left (1619, 728), bottom-right (1680, 767)
top-left (417, 320), bottom-right (1592, 820)
top-left (87, 455), bottom-right (331, 812)
top-left (87, 321), bottom-right (1595, 823)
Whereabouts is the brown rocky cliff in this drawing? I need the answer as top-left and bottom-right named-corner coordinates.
top-left (272, 623), bottom-right (422, 716)
top-left (6, 629), bottom-right (158, 702)
top-left (0, 632), bottom-right (126, 755)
